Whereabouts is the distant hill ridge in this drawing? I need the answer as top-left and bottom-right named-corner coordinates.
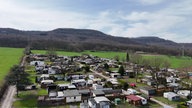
top-left (0, 28), bottom-right (191, 56)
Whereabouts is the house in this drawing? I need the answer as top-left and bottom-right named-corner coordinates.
top-left (78, 89), bottom-right (91, 102)
top-left (68, 84), bottom-right (77, 90)
top-left (57, 84), bottom-right (70, 91)
top-left (139, 86), bottom-right (156, 95)
top-left (30, 61), bottom-right (45, 66)
top-left (110, 73), bottom-right (121, 79)
top-left (57, 91), bottom-right (64, 98)
top-left (177, 90), bottom-right (190, 97)
top-left (164, 92), bottom-right (180, 101)
top-left (40, 74), bottom-right (50, 81)
top-left (107, 78), bottom-right (119, 85)
top-left (92, 78), bottom-right (101, 84)
top-left (92, 90), bottom-right (105, 97)
top-left (92, 84), bottom-right (103, 90)
top-left (126, 95), bottom-right (141, 106)
top-left (63, 90), bottom-right (81, 103)
top-left (88, 96), bottom-right (111, 108)
top-left (71, 79), bottom-right (86, 87)
top-left (40, 80), bottom-right (54, 88)
top-left (127, 88), bottom-right (139, 95)
top-left (125, 70), bottom-right (135, 78)
top-left (186, 99), bottom-right (192, 107)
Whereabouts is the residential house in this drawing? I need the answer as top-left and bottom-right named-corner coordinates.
top-left (126, 95), bottom-right (141, 106)
top-left (92, 90), bottom-right (105, 97)
top-left (110, 73), bottom-right (121, 79)
top-left (177, 90), bottom-right (190, 98)
top-left (63, 90), bottom-right (81, 103)
top-left (71, 79), bottom-right (86, 87)
top-left (88, 96), bottom-right (111, 108)
top-left (125, 69), bottom-right (135, 78)
top-left (139, 86), bottom-right (156, 95)
top-left (164, 92), bottom-right (180, 101)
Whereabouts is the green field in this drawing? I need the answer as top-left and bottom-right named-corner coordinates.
top-left (0, 47), bottom-right (23, 85)
top-left (142, 54), bottom-right (192, 69)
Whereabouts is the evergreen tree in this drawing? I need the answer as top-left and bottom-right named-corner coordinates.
top-left (6, 65), bottom-right (31, 97)
top-left (126, 52), bottom-right (129, 62)
top-left (118, 65), bottom-right (125, 76)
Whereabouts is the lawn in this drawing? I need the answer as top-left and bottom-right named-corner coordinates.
top-left (154, 96), bottom-right (188, 107)
top-left (13, 90), bottom-right (37, 108)
top-left (0, 47), bottom-right (23, 86)
top-left (142, 54), bottom-right (192, 69)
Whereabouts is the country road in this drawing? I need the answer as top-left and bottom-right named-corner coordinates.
top-left (0, 56), bottom-right (26, 108)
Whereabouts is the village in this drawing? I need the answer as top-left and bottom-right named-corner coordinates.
top-left (20, 52), bottom-right (192, 108)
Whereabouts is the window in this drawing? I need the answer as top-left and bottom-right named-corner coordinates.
top-left (74, 97), bottom-right (76, 99)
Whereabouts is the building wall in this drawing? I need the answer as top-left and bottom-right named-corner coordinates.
top-left (66, 96), bottom-right (81, 103)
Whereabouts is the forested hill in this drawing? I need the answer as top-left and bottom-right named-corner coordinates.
top-left (0, 28), bottom-right (191, 56)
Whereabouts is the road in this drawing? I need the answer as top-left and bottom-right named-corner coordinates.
top-left (90, 69), bottom-right (110, 80)
top-left (0, 86), bottom-right (16, 108)
top-left (0, 56), bottom-right (26, 108)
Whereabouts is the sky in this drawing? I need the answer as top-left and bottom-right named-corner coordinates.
top-left (0, 0), bottom-right (191, 43)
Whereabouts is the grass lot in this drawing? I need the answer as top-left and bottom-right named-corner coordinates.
top-left (13, 90), bottom-right (37, 108)
top-left (142, 54), bottom-right (192, 68)
top-left (0, 47), bottom-right (23, 86)
top-left (112, 101), bottom-right (161, 108)
top-left (154, 96), bottom-right (188, 107)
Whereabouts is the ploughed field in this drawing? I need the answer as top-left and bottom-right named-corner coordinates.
top-left (0, 47), bottom-right (23, 86)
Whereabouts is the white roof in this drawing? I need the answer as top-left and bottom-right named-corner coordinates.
top-left (72, 79), bottom-right (86, 83)
top-left (57, 91), bottom-right (64, 97)
top-left (94, 96), bottom-right (110, 103)
top-left (41, 80), bottom-right (53, 84)
top-left (57, 84), bottom-right (70, 87)
top-left (40, 74), bottom-right (49, 78)
top-left (68, 85), bottom-right (76, 89)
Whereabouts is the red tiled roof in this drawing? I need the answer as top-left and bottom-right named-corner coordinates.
top-left (126, 95), bottom-right (141, 101)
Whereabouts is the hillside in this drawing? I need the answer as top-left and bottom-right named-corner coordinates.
top-left (0, 28), bottom-right (191, 56)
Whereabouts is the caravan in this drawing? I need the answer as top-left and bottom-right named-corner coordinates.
top-left (136, 95), bottom-right (147, 105)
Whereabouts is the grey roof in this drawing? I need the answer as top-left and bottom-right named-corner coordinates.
top-left (78, 89), bottom-right (90, 94)
top-left (103, 89), bottom-right (122, 94)
top-left (92, 90), bottom-right (105, 95)
top-left (140, 86), bottom-right (156, 91)
top-left (63, 90), bottom-right (81, 97)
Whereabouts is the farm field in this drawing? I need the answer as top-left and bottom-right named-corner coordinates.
top-left (32, 50), bottom-right (192, 69)
top-left (142, 54), bottom-right (192, 69)
top-left (0, 47), bottom-right (23, 85)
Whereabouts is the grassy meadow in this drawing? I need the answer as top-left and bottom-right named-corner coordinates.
top-left (142, 54), bottom-right (192, 69)
top-left (0, 47), bottom-right (23, 85)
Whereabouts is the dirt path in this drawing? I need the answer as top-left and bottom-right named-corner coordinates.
top-left (90, 69), bottom-right (110, 80)
top-left (0, 56), bottom-right (26, 108)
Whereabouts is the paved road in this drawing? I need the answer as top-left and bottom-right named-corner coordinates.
top-left (0, 86), bottom-right (16, 108)
top-left (0, 56), bottom-right (26, 108)
top-left (150, 98), bottom-right (174, 108)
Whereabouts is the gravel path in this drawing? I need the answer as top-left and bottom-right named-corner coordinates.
top-left (0, 86), bottom-right (16, 108)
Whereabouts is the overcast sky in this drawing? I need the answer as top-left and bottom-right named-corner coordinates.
top-left (0, 0), bottom-right (191, 43)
